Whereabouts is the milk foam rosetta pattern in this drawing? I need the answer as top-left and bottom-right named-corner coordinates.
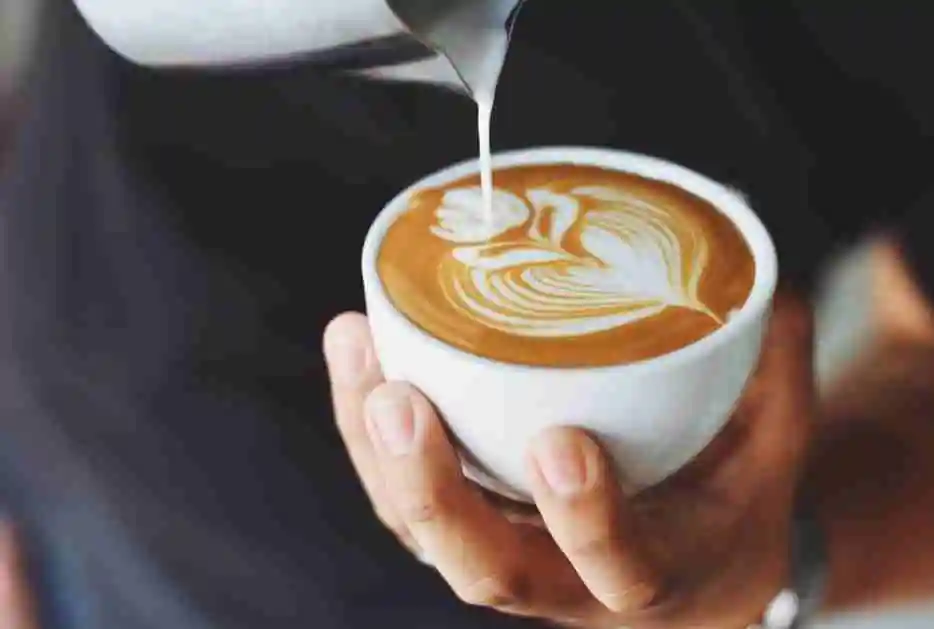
top-left (430, 185), bottom-right (721, 338)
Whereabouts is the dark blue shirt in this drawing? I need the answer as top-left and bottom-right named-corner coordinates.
top-left (1, 2), bottom-right (932, 627)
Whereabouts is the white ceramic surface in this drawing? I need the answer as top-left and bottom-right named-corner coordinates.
top-left (362, 147), bottom-right (778, 500)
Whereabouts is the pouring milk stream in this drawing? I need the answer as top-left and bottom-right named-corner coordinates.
top-left (75, 0), bottom-right (525, 220)
top-left (388, 0), bottom-right (526, 221)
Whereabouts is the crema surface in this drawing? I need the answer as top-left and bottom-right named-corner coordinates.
top-left (379, 164), bottom-right (756, 366)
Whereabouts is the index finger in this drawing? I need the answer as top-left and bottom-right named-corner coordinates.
top-left (324, 314), bottom-right (412, 547)
top-left (365, 383), bottom-right (597, 617)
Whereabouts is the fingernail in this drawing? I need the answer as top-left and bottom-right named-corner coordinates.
top-left (532, 432), bottom-right (590, 497)
top-left (366, 389), bottom-right (417, 457)
top-left (325, 328), bottom-right (372, 386)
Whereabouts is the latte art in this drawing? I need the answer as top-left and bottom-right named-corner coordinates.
top-left (378, 164), bottom-right (755, 367)
top-left (434, 185), bottom-right (719, 338)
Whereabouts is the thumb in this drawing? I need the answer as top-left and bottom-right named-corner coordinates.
top-left (758, 291), bottom-right (815, 394)
top-left (751, 291), bottom-right (816, 463)
top-left (0, 522), bottom-right (41, 629)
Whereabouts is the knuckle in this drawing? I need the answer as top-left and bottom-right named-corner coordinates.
top-left (565, 535), bottom-right (663, 613)
top-left (397, 483), bottom-right (459, 527)
top-left (456, 572), bottom-right (532, 609)
top-left (398, 495), bottom-right (442, 526)
top-left (568, 534), bottom-right (617, 563)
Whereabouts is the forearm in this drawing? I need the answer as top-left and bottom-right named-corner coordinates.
top-left (809, 237), bottom-right (934, 613)
top-left (811, 370), bottom-right (934, 613)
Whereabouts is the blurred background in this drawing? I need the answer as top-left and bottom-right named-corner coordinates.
top-left (1, 0), bottom-right (37, 156)
top-left (1, 1), bottom-right (934, 628)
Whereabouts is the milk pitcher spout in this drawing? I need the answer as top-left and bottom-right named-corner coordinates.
top-left (74, 0), bottom-right (524, 93)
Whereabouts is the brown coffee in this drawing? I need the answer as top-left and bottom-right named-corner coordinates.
top-left (378, 164), bottom-right (755, 367)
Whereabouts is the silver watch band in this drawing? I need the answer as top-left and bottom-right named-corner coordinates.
top-left (753, 495), bottom-right (828, 629)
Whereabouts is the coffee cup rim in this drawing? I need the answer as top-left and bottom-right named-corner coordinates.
top-left (362, 146), bottom-right (778, 374)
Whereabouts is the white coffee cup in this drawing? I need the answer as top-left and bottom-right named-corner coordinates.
top-left (362, 147), bottom-right (778, 501)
